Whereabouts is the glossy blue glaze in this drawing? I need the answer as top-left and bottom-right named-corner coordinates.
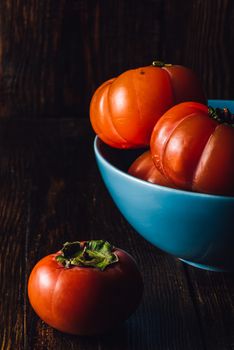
top-left (94, 100), bottom-right (234, 271)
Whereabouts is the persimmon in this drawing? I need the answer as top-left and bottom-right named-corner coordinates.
top-left (90, 61), bottom-right (205, 148)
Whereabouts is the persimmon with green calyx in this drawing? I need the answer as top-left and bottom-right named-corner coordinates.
top-left (28, 240), bottom-right (143, 335)
top-left (150, 102), bottom-right (234, 196)
top-left (90, 60), bottom-right (206, 149)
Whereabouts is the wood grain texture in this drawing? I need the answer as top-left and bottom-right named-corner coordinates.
top-left (1, 118), bottom-right (234, 349)
top-left (1, 0), bottom-right (233, 119)
top-left (0, 139), bottom-right (31, 350)
top-left (24, 119), bottom-right (202, 349)
top-left (0, 0), bottom-right (162, 119)
top-left (0, 119), bottom-right (202, 349)
top-left (161, 0), bottom-right (234, 100)
top-left (185, 266), bottom-right (234, 350)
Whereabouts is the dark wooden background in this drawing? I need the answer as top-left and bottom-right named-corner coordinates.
top-left (1, 1), bottom-right (234, 350)
top-left (0, 0), bottom-right (234, 120)
top-left (2, 119), bottom-right (234, 350)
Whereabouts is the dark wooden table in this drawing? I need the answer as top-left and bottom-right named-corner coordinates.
top-left (1, 118), bottom-right (234, 350)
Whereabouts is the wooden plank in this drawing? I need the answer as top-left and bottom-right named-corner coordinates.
top-left (26, 184), bottom-right (205, 349)
top-left (162, 0), bottom-right (234, 99)
top-left (1, 0), bottom-right (234, 120)
top-left (18, 119), bottom-right (204, 349)
top-left (7, 119), bottom-right (234, 349)
top-left (185, 265), bottom-right (234, 350)
top-left (0, 142), bottom-right (32, 350)
top-left (0, 0), bottom-right (162, 119)
top-left (0, 119), bottom-right (92, 350)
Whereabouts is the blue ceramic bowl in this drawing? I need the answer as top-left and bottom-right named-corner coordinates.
top-left (94, 100), bottom-right (234, 272)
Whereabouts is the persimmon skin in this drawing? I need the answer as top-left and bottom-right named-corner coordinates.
top-left (28, 248), bottom-right (143, 335)
top-left (128, 150), bottom-right (177, 189)
top-left (150, 102), bottom-right (234, 196)
top-left (90, 64), bottom-right (206, 149)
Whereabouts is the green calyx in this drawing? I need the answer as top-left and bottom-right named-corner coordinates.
top-left (152, 60), bottom-right (172, 68)
top-left (56, 240), bottom-right (119, 271)
top-left (208, 106), bottom-right (234, 127)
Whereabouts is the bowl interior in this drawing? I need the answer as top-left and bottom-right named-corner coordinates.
top-left (96, 140), bottom-right (146, 173)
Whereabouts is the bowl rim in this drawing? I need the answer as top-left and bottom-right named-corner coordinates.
top-left (94, 136), bottom-right (234, 202)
